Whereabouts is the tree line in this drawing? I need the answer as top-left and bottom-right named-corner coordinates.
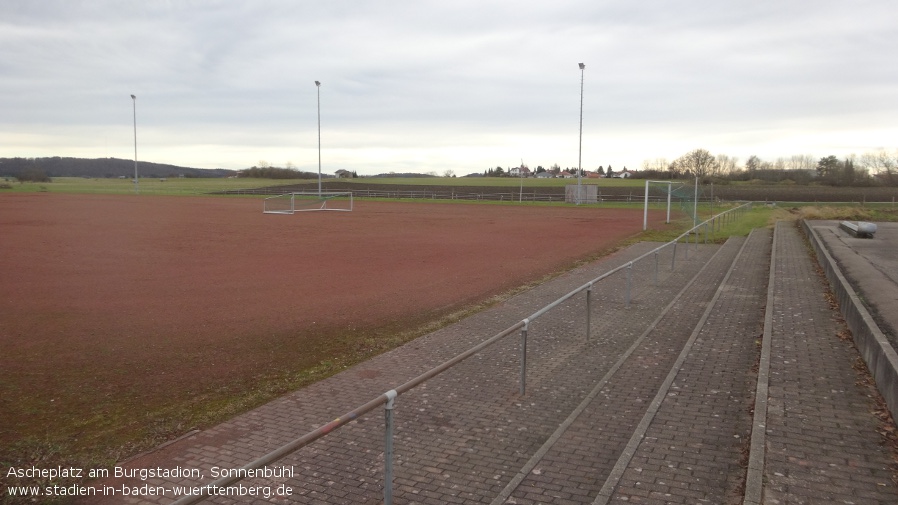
top-left (482, 164), bottom-right (627, 177)
top-left (237, 166), bottom-right (320, 179)
top-left (0, 157), bottom-right (234, 181)
top-left (640, 148), bottom-right (898, 186)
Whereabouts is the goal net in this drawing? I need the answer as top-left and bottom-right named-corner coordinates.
top-left (644, 180), bottom-right (704, 229)
top-left (263, 191), bottom-right (354, 214)
top-left (565, 184), bottom-right (598, 204)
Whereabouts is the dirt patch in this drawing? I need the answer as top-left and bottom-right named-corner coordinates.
top-left (0, 194), bottom-right (667, 461)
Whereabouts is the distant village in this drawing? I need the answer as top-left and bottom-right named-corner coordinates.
top-left (332, 165), bottom-right (637, 179)
top-left (499, 165), bottom-right (635, 179)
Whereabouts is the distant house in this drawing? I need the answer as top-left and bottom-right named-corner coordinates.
top-left (586, 172), bottom-right (601, 179)
top-left (508, 166), bottom-right (532, 177)
top-left (615, 169), bottom-right (636, 179)
top-left (334, 169), bottom-right (353, 178)
top-left (560, 170), bottom-right (574, 178)
top-left (535, 171), bottom-right (553, 179)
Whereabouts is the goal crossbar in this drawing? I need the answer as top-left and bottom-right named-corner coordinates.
top-left (263, 191), bottom-right (354, 214)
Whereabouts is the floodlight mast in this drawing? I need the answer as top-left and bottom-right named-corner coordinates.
top-left (131, 94), bottom-right (138, 194)
top-left (315, 81), bottom-right (321, 196)
top-left (577, 63), bottom-right (585, 205)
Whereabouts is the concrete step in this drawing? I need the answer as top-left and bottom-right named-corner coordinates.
top-left (490, 235), bottom-right (753, 504)
top-left (592, 227), bottom-right (772, 505)
top-left (745, 221), bottom-right (898, 504)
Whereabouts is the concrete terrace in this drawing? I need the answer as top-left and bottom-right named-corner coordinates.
top-left (85, 220), bottom-right (898, 505)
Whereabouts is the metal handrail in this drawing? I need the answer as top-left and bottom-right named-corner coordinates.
top-left (171, 321), bottom-right (525, 505)
top-left (171, 201), bottom-right (752, 505)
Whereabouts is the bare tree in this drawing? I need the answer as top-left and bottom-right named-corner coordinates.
top-left (786, 154), bottom-right (815, 171)
top-left (860, 149), bottom-right (898, 185)
top-left (674, 149), bottom-right (718, 178)
top-left (642, 158), bottom-right (671, 174)
top-left (715, 154), bottom-right (738, 175)
top-left (745, 155), bottom-right (761, 175)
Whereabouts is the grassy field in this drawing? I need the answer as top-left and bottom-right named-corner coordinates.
top-left (0, 175), bottom-right (648, 195)
top-left (0, 176), bottom-right (301, 195)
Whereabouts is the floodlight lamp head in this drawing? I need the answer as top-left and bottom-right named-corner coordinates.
top-left (315, 81), bottom-right (320, 86)
top-left (130, 94), bottom-right (136, 99)
top-left (578, 63), bottom-right (585, 70)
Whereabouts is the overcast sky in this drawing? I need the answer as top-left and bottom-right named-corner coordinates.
top-left (1, 0), bottom-right (895, 175)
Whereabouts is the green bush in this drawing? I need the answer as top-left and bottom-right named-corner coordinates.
top-left (16, 167), bottom-right (51, 183)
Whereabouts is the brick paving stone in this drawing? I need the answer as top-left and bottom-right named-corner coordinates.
top-left (605, 228), bottom-right (772, 504)
top-left (497, 237), bottom-right (747, 505)
top-left (761, 221), bottom-right (898, 504)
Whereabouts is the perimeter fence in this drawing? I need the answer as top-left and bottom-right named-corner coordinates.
top-left (172, 202), bottom-right (753, 505)
top-left (222, 186), bottom-right (723, 204)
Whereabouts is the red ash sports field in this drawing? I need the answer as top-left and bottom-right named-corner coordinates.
top-left (0, 194), bottom-right (668, 453)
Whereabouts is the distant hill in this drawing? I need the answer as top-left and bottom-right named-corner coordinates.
top-left (0, 157), bottom-right (235, 179)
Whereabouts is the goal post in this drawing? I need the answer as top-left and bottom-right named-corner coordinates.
top-left (263, 192), bottom-right (295, 214)
top-left (644, 180), bottom-right (673, 230)
top-left (263, 191), bottom-right (353, 214)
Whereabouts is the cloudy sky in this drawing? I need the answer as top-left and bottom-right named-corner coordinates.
top-left (1, 0), bottom-right (895, 175)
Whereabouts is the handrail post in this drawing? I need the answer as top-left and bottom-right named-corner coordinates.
top-left (626, 262), bottom-right (633, 308)
top-left (519, 320), bottom-right (529, 396)
top-left (586, 283), bottom-right (593, 342)
top-left (384, 390), bottom-right (398, 505)
top-left (671, 241), bottom-right (677, 270)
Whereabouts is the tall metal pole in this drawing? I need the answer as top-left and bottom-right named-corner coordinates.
top-left (577, 63), bottom-right (585, 205)
top-left (643, 180), bottom-right (649, 230)
top-left (315, 81), bottom-right (321, 196)
top-left (694, 175), bottom-right (698, 226)
top-left (130, 94), bottom-right (138, 194)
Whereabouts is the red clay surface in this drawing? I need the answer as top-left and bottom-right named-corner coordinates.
top-left (0, 193), bottom-right (668, 451)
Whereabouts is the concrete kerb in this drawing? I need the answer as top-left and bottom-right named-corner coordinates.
top-left (801, 219), bottom-right (898, 422)
top-left (743, 223), bottom-right (778, 505)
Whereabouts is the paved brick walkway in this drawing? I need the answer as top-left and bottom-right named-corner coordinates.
top-left (758, 221), bottom-right (898, 504)
top-left (597, 228), bottom-right (771, 504)
top-left (78, 221), bottom-right (898, 505)
top-left (493, 236), bottom-right (748, 505)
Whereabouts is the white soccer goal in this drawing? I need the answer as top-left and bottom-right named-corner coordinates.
top-left (643, 180), bottom-right (699, 230)
top-left (643, 180), bottom-right (674, 230)
top-left (263, 191), bottom-right (354, 214)
top-left (565, 184), bottom-right (598, 204)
